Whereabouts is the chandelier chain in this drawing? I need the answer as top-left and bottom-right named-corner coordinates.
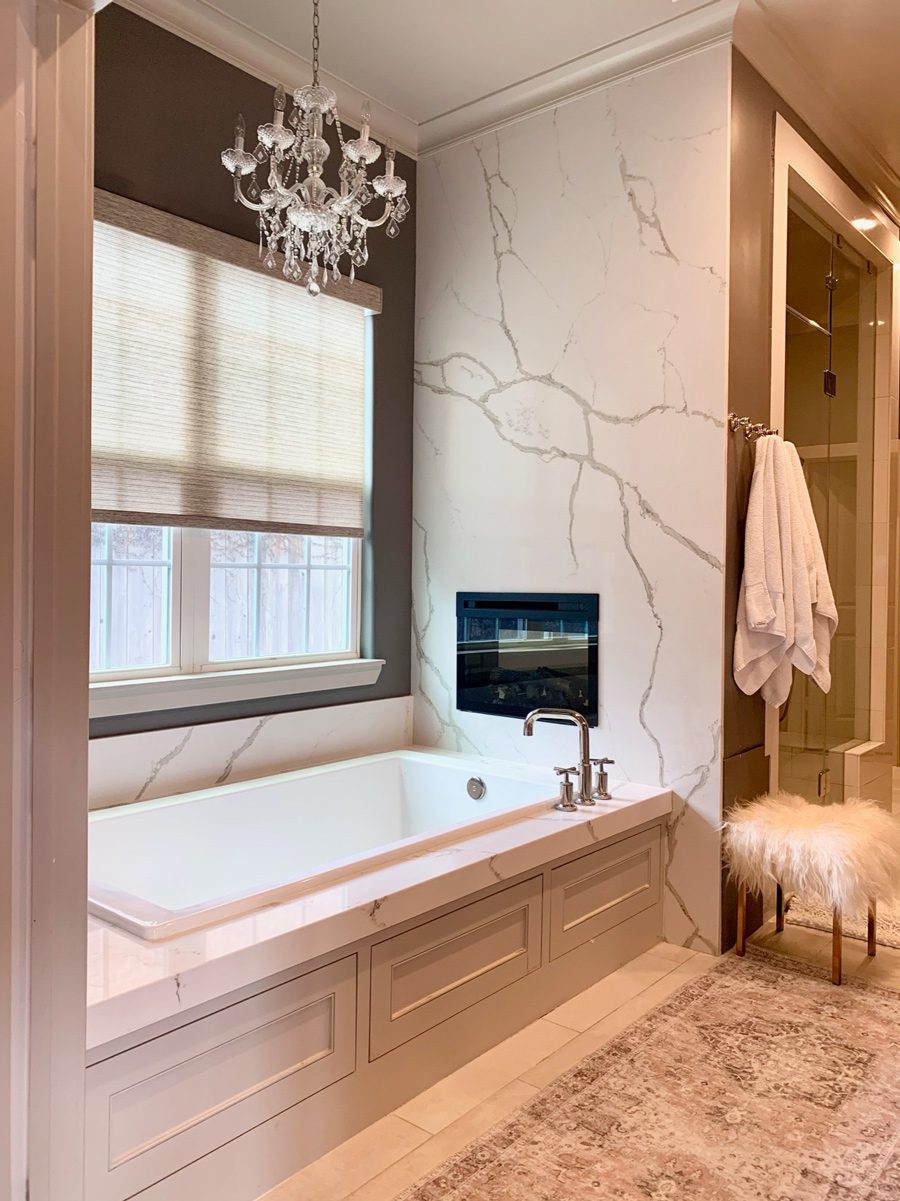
top-left (311, 0), bottom-right (320, 85)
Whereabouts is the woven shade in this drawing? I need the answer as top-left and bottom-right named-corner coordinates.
top-left (91, 191), bottom-right (379, 537)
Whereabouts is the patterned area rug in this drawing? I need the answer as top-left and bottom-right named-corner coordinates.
top-left (787, 895), bottom-right (900, 949)
top-left (399, 950), bottom-right (900, 1201)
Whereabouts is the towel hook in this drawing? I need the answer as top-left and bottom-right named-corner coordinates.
top-left (728, 412), bottom-right (779, 442)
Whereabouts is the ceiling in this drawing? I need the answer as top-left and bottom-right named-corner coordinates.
top-left (125, 0), bottom-right (900, 213)
top-left (195, 0), bottom-right (717, 125)
top-left (124, 0), bottom-right (738, 152)
top-left (735, 0), bottom-right (900, 219)
top-left (740, 0), bottom-right (900, 182)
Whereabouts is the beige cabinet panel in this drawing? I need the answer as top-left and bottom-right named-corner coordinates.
top-left (370, 877), bottom-right (542, 1059)
top-left (85, 956), bottom-right (356, 1201)
top-left (549, 828), bottom-right (661, 960)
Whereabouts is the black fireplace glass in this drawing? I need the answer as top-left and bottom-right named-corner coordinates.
top-left (456, 593), bottom-right (598, 725)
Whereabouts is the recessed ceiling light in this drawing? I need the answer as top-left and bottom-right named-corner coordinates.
top-left (852, 217), bottom-right (878, 231)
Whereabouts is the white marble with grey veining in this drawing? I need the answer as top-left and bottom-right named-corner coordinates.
top-left (88, 695), bottom-right (414, 810)
top-left (87, 777), bottom-right (671, 1051)
top-left (412, 47), bottom-right (730, 951)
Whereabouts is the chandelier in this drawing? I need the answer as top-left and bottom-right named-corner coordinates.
top-left (220, 0), bottom-right (410, 296)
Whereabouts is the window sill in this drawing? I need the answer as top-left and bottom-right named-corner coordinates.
top-left (89, 658), bottom-right (385, 719)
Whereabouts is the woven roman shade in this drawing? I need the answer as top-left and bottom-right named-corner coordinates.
top-left (92, 190), bottom-right (380, 537)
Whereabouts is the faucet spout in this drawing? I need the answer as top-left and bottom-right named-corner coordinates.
top-left (523, 708), bottom-right (592, 804)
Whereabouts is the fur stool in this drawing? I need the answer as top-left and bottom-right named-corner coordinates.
top-left (723, 793), bottom-right (900, 983)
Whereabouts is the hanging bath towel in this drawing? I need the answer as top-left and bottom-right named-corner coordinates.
top-left (733, 434), bottom-right (837, 705)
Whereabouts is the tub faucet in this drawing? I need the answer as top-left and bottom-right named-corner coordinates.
top-left (523, 708), bottom-right (594, 806)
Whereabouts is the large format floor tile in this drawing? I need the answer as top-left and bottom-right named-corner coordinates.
top-left (261, 943), bottom-right (711, 1201)
top-left (393, 1017), bottom-right (573, 1134)
top-left (260, 1115), bottom-right (429, 1201)
top-left (750, 916), bottom-right (900, 989)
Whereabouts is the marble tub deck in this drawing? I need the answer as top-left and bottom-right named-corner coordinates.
top-left (87, 778), bottom-right (672, 1051)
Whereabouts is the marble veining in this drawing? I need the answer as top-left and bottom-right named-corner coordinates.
top-left (413, 47), bottom-right (731, 951)
top-left (89, 695), bottom-right (413, 810)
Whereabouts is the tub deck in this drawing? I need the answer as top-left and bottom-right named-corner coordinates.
top-left (87, 751), bottom-right (672, 1052)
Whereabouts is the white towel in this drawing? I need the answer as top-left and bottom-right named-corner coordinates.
top-left (733, 436), bottom-right (789, 698)
top-left (733, 434), bottom-right (838, 706)
top-left (786, 442), bottom-right (838, 691)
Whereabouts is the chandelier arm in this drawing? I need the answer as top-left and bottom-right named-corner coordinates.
top-left (328, 178), bottom-right (367, 214)
top-left (233, 177), bottom-right (273, 212)
top-left (269, 160), bottom-right (303, 201)
top-left (353, 202), bottom-right (394, 231)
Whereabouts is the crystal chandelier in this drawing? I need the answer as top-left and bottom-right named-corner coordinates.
top-left (220, 0), bottom-right (410, 296)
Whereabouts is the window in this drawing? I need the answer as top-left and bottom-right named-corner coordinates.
top-left (89, 191), bottom-right (384, 717)
top-left (90, 523), bottom-right (359, 680)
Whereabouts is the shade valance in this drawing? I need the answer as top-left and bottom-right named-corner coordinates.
top-left (91, 190), bottom-right (379, 537)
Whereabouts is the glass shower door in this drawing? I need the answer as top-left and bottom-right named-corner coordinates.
top-left (778, 198), bottom-right (877, 802)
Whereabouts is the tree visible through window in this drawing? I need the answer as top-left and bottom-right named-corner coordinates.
top-left (90, 522), bottom-right (357, 678)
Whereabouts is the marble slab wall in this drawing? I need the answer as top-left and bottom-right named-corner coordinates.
top-left (88, 696), bottom-right (413, 810)
top-left (413, 45), bottom-right (731, 951)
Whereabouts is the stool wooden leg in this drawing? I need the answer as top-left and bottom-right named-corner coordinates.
top-left (868, 900), bottom-right (877, 958)
top-left (832, 909), bottom-right (842, 985)
top-left (775, 883), bottom-right (785, 933)
top-left (736, 882), bottom-right (747, 956)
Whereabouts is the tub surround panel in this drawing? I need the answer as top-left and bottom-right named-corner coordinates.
top-left (413, 47), bottom-right (730, 951)
top-left (88, 696), bottom-right (413, 811)
top-left (87, 779), bottom-right (671, 1050)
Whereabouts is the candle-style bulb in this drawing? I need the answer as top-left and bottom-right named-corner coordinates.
top-left (274, 84), bottom-right (286, 113)
top-left (235, 113), bottom-right (246, 149)
top-left (360, 100), bottom-right (371, 143)
top-left (385, 138), bottom-right (395, 178)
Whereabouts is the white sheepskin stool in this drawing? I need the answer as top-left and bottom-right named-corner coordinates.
top-left (723, 793), bottom-right (900, 983)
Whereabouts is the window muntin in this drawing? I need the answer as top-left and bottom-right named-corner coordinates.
top-left (208, 531), bottom-right (354, 665)
top-left (90, 522), bottom-right (358, 680)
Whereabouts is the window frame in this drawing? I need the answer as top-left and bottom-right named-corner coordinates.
top-left (88, 526), bottom-right (379, 717)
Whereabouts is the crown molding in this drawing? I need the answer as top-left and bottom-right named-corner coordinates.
top-left (735, 0), bottom-right (900, 224)
top-left (118, 0), bottom-right (742, 161)
top-left (417, 0), bottom-right (740, 155)
top-left (117, 0), bottom-right (420, 159)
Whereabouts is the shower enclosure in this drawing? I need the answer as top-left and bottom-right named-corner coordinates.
top-left (777, 197), bottom-right (879, 803)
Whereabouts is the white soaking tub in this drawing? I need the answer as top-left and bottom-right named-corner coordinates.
top-left (88, 749), bottom-right (557, 940)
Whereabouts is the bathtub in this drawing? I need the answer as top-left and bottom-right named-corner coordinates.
top-left (88, 749), bottom-right (558, 940)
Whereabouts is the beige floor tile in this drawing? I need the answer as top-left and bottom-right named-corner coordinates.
top-left (260, 1114), bottom-right (428, 1201)
top-left (751, 919), bottom-right (874, 978)
top-left (749, 916), bottom-right (900, 988)
top-left (520, 952), bottom-right (713, 1090)
top-left (393, 1017), bottom-right (573, 1134)
top-left (850, 946), bottom-right (900, 989)
top-left (544, 946), bottom-right (689, 1032)
top-left (650, 941), bottom-right (698, 964)
top-left (347, 1081), bottom-right (538, 1201)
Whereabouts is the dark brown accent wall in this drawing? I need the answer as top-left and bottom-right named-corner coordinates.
top-left (91, 4), bottom-right (415, 737)
top-left (722, 49), bottom-right (877, 947)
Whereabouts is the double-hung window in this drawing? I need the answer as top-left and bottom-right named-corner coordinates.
top-left (89, 191), bottom-right (382, 717)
